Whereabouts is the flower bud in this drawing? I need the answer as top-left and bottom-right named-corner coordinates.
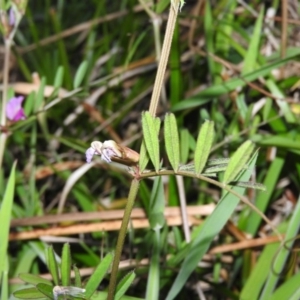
top-left (85, 140), bottom-right (139, 166)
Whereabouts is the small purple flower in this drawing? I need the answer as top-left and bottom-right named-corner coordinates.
top-left (6, 96), bottom-right (26, 121)
top-left (85, 147), bottom-right (96, 163)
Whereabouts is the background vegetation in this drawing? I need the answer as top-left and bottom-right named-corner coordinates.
top-left (1, 0), bottom-right (300, 299)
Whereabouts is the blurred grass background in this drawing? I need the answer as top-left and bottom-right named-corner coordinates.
top-left (2, 0), bottom-right (300, 299)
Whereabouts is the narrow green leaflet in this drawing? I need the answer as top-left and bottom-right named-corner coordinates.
top-left (18, 273), bottom-right (52, 286)
top-left (231, 181), bottom-right (266, 191)
top-left (139, 140), bottom-right (150, 172)
top-left (164, 113), bottom-right (180, 171)
top-left (84, 252), bottom-right (114, 298)
top-left (207, 157), bottom-right (230, 166)
top-left (61, 243), bottom-right (71, 286)
top-left (36, 283), bottom-right (54, 299)
top-left (194, 120), bottom-right (214, 175)
top-left (223, 140), bottom-right (255, 184)
top-left (54, 66), bottom-right (64, 89)
top-left (141, 112), bottom-right (161, 172)
top-left (13, 287), bottom-right (47, 299)
top-left (46, 246), bottom-right (59, 286)
top-left (115, 271), bottom-right (136, 300)
top-left (73, 60), bottom-right (88, 89)
top-left (73, 265), bottom-right (82, 288)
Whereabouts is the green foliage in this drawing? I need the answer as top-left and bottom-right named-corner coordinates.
top-left (14, 244), bottom-right (134, 300)
top-left (0, 162), bottom-right (17, 284)
top-left (164, 113), bottom-right (180, 171)
top-left (194, 120), bottom-right (215, 175)
top-left (2, 1), bottom-right (300, 299)
top-left (141, 112), bottom-right (161, 172)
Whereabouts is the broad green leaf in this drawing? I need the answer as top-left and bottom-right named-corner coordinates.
top-left (18, 273), bottom-right (53, 286)
top-left (223, 140), bottom-right (255, 184)
top-left (85, 252), bottom-right (114, 298)
top-left (46, 246), bottom-right (59, 285)
top-left (13, 287), bottom-right (47, 299)
top-left (61, 243), bottom-right (71, 286)
top-left (242, 7), bottom-right (264, 74)
top-left (141, 112), bottom-right (161, 172)
top-left (73, 265), bottom-right (82, 288)
top-left (0, 162), bottom-right (16, 282)
top-left (194, 120), bottom-right (214, 175)
top-left (115, 271), bottom-right (136, 300)
top-left (166, 152), bottom-right (258, 300)
top-left (164, 113), bottom-right (180, 171)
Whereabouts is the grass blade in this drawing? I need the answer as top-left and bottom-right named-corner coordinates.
top-left (0, 162), bottom-right (16, 282)
top-left (242, 7), bottom-right (264, 74)
top-left (146, 230), bottom-right (161, 300)
top-left (85, 252), bottom-right (114, 298)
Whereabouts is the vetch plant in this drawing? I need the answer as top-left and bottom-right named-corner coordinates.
top-left (85, 112), bottom-right (281, 300)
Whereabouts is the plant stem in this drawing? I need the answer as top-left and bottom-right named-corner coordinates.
top-left (107, 178), bottom-right (140, 300)
top-left (107, 3), bottom-right (180, 298)
top-left (148, 3), bottom-right (179, 116)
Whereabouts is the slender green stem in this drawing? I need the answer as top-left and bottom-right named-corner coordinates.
top-left (140, 169), bottom-right (283, 241)
top-left (107, 179), bottom-right (140, 300)
top-left (107, 3), bottom-right (180, 298)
